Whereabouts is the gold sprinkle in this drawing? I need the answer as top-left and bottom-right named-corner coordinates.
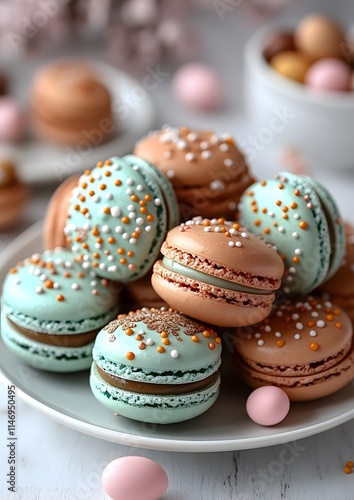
top-left (100, 184), bottom-right (106, 190)
top-left (275, 200), bottom-right (282, 206)
top-left (115, 179), bottom-right (122, 186)
top-left (117, 248), bottom-right (125, 255)
top-left (57, 294), bottom-right (64, 302)
top-left (299, 221), bottom-right (308, 230)
top-left (336, 322), bottom-right (342, 329)
top-left (157, 346), bottom-right (165, 353)
top-left (126, 351), bottom-right (135, 360)
top-left (131, 195), bottom-right (138, 202)
top-left (162, 339), bottom-right (170, 345)
top-left (208, 342), bottom-right (216, 350)
top-left (276, 339), bottom-right (285, 347)
top-left (310, 342), bottom-right (319, 351)
top-left (125, 328), bottom-right (134, 336)
top-left (203, 330), bottom-right (210, 338)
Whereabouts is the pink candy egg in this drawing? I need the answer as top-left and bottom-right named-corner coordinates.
top-left (0, 97), bottom-right (25, 142)
top-left (102, 456), bottom-right (168, 500)
top-left (305, 58), bottom-right (352, 92)
top-left (172, 63), bottom-right (222, 112)
top-left (246, 386), bottom-right (290, 426)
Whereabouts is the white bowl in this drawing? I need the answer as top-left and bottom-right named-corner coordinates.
top-left (244, 25), bottom-right (354, 169)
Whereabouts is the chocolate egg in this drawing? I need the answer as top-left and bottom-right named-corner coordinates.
top-left (263, 31), bottom-right (295, 62)
top-left (270, 51), bottom-right (312, 83)
top-left (102, 456), bottom-right (168, 500)
top-left (246, 386), bottom-right (290, 426)
top-left (295, 14), bottom-right (345, 60)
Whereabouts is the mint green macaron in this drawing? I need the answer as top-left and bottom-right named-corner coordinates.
top-left (239, 172), bottom-right (345, 295)
top-left (1, 248), bottom-right (120, 372)
top-left (89, 307), bottom-right (222, 424)
top-left (65, 155), bottom-right (179, 283)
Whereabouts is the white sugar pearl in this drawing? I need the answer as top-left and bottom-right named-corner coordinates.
top-left (35, 286), bottom-right (44, 294)
top-left (110, 207), bottom-right (121, 217)
top-left (309, 330), bottom-right (317, 337)
top-left (146, 338), bottom-right (154, 346)
top-left (171, 350), bottom-right (179, 358)
top-left (102, 225), bottom-right (110, 233)
top-left (257, 339), bottom-right (264, 346)
top-left (294, 333), bottom-right (301, 340)
top-left (115, 226), bottom-right (123, 234)
top-left (71, 283), bottom-right (80, 291)
top-left (105, 193), bottom-right (113, 201)
top-left (316, 320), bottom-right (325, 328)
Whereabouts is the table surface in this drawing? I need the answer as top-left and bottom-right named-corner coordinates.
top-left (1, 2), bottom-right (354, 499)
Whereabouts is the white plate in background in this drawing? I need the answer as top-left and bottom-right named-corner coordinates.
top-left (1, 60), bottom-right (156, 184)
top-left (1, 224), bottom-right (354, 452)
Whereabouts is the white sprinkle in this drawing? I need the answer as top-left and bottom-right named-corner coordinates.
top-left (105, 193), bottom-right (113, 201)
top-left (268, 211), bottom-right (275, 217)
top-left (122, 233), bottom-right (130, 240)
top-left (107, 255), bottom-right (114, 262)
top-left (264, 325), bottom-right (271, 332)
top-left (137, 184), bottom-right (144, 192)
top-left (309, 330), bottom-right (317, 337)
top-left (129, 238), bottom-right (137, 245)
top-left (294, 249), bottom-right (302, 256)
top-left (166, 169), bottom-right (175, 178)
top-left (294, 214), bottom-right (300, 220)
top-left (255, 333), bottom-right (261, 338)
top-left (283, 287), bottom-right (290, 294)
top-left (292, 313), bottom-right (299, 320)
top-left (128, 212), bottom-right (135, 219)
top-left (65, 261), bottom-right (72, 268)
top-left (92, 195), bottom-right (100, 203)
top-left (126, 178), bottom-right (134, 186)
top-left (257, 339), bottom-right (264, 346)
top-left (210, 180), bottom-right (225, 191)
top-left (95, 243), bottom-right (102, 249)
top-left (146, 338), bottom-right (154, 346)
top-left (219, 143), bottom-right (229, 152)
top-left (201, 150), bottom-right (212, 159)
top-left (110, 206), bottom-right (121, 217)
top-left (115, 226), bottom-right (123, 234)
top-left (40, 274), bottom-right (47, 282)
top-left (292, 232), bottom-right (299, 239)
top-left (102, 225), bottom-right (110, 233)
top-left (93, 172), bottom-right (102, 180)
top-left (286, 275), bottom-right (293, 282)
top-left (138, 330), bottom-right (145, 335)
top-left (275, 331), bottom-right (282, 337)
top-left (185, 152), bottom-right (196, 162)
top-left (316, 320), bottom-right (325, 328)
top-left (294, 333), bottom-right (301, 340)
top-left (145, 226), bottom-right (152, 232)
top-left (132, 165), bottom-right (139, 171)
top-left (241, 232), bottom-right (248, 238)
top-left (154, 198), bottom-right (161, 206)
top-left (214, 227), bottom-right (221, 233)
top-left (177, 139), bottom-right (188, 150)
top-left (136, 218), bottom-right (144, 226)
top-left (235, 241), bottom-right (242, 247)
top-left (82, 262), bottom-right (91, 269)
top-left (127, 205), bottom-right (135, 212)
top-left (171, 350), bottom-right (179, 358)
top-left (35, 286), bottom-right (44, 294)
top-left (200, 141), bottom-right (209, 149)
top-left (228, 241), bottom-right (235, 247)
top-left (53, 283), bottom-right (60, 289)
top-left (296, 322), bottom-right (304, 330)
top-left (204, 227), bottom-right (212, 232)
top-left (113, 163), bottom-right (121, 171)
top-left (289, 267), bottom-right (296, 274)
top-left (108, 266), bottom-right (117, 272)
top-left (224, 158), bottom-right (234, 167)
top-left (90, 280), bottom-right (97, 287)
top-left (71, 283), bottom-right (80, 291)
top-left (99, 263), bottom-right (106, 270)
top-left (278, 226), bottom-right (285, 233)
top-left (83, 223), bottom-right (90, 230)
top-left (187, 132), bottom-right (198, 141)
top-left (125, 188), bottom-right (133, 195)
top-left (324, 300), bottom-right (333, 308)
top-left (85, 212), bottom-right (91, 219)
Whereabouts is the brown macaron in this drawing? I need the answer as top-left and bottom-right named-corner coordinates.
top-left (43, 175), bottom-right (80, 249)
top-left (0, 159), bottom-right (29, 231)
top-left (30, 61), bottom-right (115, 146)
top-left (152, 217), bottom-right (284, 327)
top-left (233, 296), bottom-right (354, 401)
top-left (134, 126), bottom-right (254, 221)
top-left (319, 222), bottom-right (354, 323)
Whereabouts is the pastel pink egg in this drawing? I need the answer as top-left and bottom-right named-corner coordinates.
top-left (102, 456), bottom-right (168, 500)
top-left (305, 58), bottom-right (352, 92)
top-left (0, 97), bottom-right (25, 142)
top-left (246, 386), bottom-right (290, 426)
top-left (172, 63), bottom-right (223, 112)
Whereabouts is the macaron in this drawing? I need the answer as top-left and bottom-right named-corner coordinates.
top-left (0, 158), bottom-right (29, 231)
top-left (319, 222), bottom-right (354, 323)
top-left (43, 175), bottom-right (80, 249)
top-left (152, 217), bottom-right (284, 327)
top-left (239, 173), bottom-right (345, 295)
top-left (64, 155), bottom-right (179, 283)
top-left (90, 307), bottom-right (222, 424)
top-left (30, 60), bottom-right (114, 146)
top-left (1, 248), bottom-right (121, 372)
top-left (233, 296), bottom-right (354, 401)
top-left (134, 125), bottom-right (254, 221)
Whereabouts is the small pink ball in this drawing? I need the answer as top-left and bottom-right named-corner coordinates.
top-left (102, 456), bottom-right (168, 500)
top-left (305, 58), bottom-right (352, 92)
top-left (246, 386), bottom-right (290, 426)
top-left (0, 97), bottom-right (25, 142)
top-left (172, 63), bottom-right (223, 112)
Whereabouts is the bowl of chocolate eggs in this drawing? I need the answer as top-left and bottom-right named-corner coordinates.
top-left (245, 12), bottom-right (354, 169)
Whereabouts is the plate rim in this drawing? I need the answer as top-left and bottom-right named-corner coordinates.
top-left (1, 223), bottom-right (354, 453)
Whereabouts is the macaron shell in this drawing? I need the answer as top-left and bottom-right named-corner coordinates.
top-left (2, 248), bottom-right (119, 325)
top-left (43, 175), bottom-right (80, 249)
top-left (239, 173), bottom-right (332, 294)
top-left (65, 156), bottom-right (168, 282)
top-left (152, 262), bottom-right (274, 327)
top-left (235, 346), bottom-right (354, 401)
top-left (161, 221), bottom-right (284, 287)
top-left (233, 300), bottom-right (352, 373)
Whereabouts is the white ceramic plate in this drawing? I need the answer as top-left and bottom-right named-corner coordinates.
top-left (1, 59), bottom-right (156, 184)
top-left (1, 224), bottom-right (354, 452)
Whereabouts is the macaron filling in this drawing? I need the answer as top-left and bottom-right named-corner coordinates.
top-left (161, 257), bottom-right (274, 295)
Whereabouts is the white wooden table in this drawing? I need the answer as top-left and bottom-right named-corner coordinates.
top-left (1, 3), bottom-right (354, 498)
